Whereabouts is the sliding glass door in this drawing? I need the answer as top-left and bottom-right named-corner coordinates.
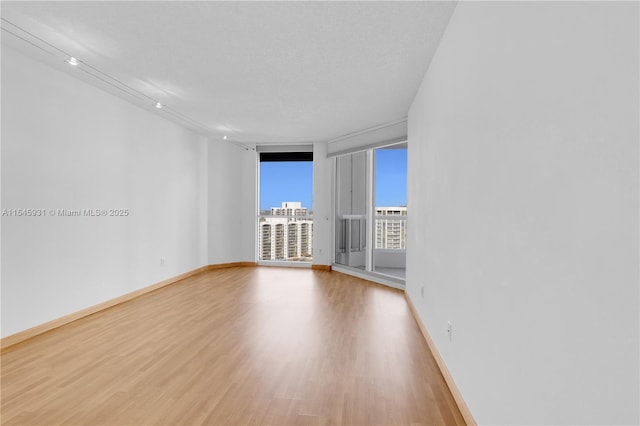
top-left (334, 142), bottom-right (407, 281)
top-left (335, 151), bottom-right (369, 270)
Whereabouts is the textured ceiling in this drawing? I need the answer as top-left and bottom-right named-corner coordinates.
top-left (1, 1), bottom-right (456, 144)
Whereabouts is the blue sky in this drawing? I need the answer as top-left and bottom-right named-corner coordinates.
top-left (260, 162), bottom-right (313, 211)
top-left (375, 148), bottom-right (407, 206)
top-left (260, 149), bottom-right (407, 211)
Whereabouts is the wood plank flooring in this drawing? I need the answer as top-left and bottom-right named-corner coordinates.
top-left (1, 267), bottom-right (465, 425)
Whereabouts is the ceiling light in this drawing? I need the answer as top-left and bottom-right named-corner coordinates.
top-left (67, 57), bottom-right (80, 66)
top-left (223, 135), bottom-right (228, 140)
top-left (155, 102), bottom-right (163, 109)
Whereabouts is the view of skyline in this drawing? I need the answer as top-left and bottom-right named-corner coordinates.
top-left (260, 148), bottom-right (407, 212)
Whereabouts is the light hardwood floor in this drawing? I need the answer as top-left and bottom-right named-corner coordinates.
top-left (1, 267), bottom-right (465, 425)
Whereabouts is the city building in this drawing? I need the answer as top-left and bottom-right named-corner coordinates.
top-left (260, 202), bottom-right (313, 261)
top-left (270, 201), bottom-right (308, 217)
top-left (375, 206), bottom-right (407, 249)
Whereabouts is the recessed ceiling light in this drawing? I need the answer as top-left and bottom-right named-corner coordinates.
top-left (67, 57), bottom-right (80, 66)
top-left (155, 102), bottom-right (163, 109)
top-left (223, 135), bottom-right (227, 140)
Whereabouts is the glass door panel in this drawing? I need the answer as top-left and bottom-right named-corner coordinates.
top-left (372, 145), bottom-right (407, 279)
top-left (335, 152), bottom-right (368, 270)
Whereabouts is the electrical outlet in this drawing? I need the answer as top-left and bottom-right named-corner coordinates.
top-left (421, 286), bottom-right (425, 298)
top-left (160, 257), bottom-right (165, 267)
top-left (447, 321), bottom-right (453, 341)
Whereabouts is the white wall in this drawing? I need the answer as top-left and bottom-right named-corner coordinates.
top-left (312, 142), bottom-right (333, 266)
top-left (207, 142), bottom-right (256, 264)
top-left (1, 45), bottom-right (208, 338)
top-left (407, 2), bottom-right (638, 425)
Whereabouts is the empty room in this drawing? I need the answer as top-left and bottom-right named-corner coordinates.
top-left (1, 1), bottom-right (638, 425)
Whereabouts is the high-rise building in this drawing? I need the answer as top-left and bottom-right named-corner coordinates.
top-left (260, 202), bottom-right (313, 261)
top-left (270, 201), bottom-right (308, 217)
top-left (375, 207), bottom-right (407, 249)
